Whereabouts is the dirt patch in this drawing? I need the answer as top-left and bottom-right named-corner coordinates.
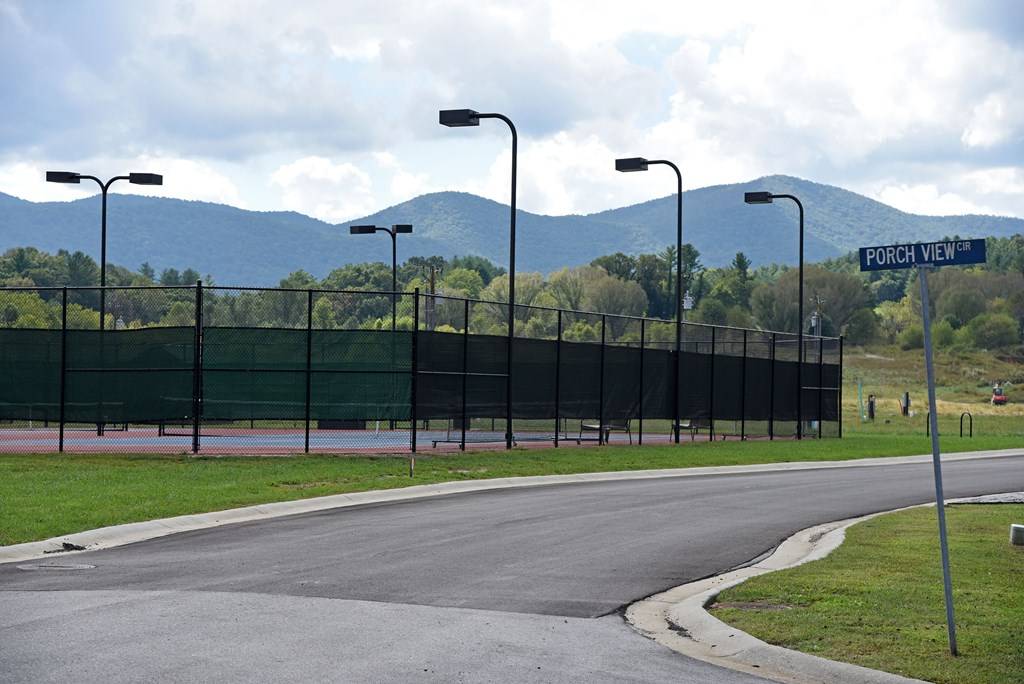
top-left (712, 601), bottom-right (793, 611)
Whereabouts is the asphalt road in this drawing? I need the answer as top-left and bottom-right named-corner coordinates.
top-left (3, 453), bottom-right (1023, 682)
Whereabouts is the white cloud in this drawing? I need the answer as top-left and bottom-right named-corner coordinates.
top-left (962, 167), bottom-right (1024, 196)
top-left (0, 162), bottom-right (91, 202)
top-left (1, 0), bottom-right (1023, 221)
top-left (962, 93), bottom-right (1015, 148)
top-left (120, 156), bottom-right (245, 206)
top-left (875, 183), bottom-right (994, 217)
top-left (0, 156), bottom-right (243, 206)
top-left (270, 156), bottom-right (375, 221)
top-left (330, 39), bottom-right (381, 62)
top-left (390, 168), bottom-right (432, 200)
top-left (373, 152), bottom-right (399, 169)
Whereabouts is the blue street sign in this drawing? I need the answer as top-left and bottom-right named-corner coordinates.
top-left (857, 238), bottom-right (987, 656)
top-left (859, 238), bottom-right (986, 272)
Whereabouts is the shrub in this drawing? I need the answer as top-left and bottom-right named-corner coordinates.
top-left (694, 298), bottom-right (728, 325)
top-left (967, 313), bottom-right (1020, 349)
top-left (898, 324), bottom-right (923, 350)
top-left (725, 306), bottom-right (753, 329)
top-left (953, 326), bottom-right (973, 349)
top-left (931, 319), bottom-right (955, 348)
top-left (936, 287), bottom-right (985, 328)
top-left (940, 313), bottom-right (962, 330)
top-left (844, 308), bottom-right (878, 344)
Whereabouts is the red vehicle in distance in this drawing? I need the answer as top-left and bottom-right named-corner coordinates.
top-left (991, 384), bottom-right (1008, 406)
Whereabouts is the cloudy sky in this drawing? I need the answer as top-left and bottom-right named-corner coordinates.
top-left (1, 0), bottom-right (1022, 221)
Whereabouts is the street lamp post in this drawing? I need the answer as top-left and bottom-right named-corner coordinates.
top-left (46, 171), bottom-right (163, 330)
top-left (744, 191), bottom-right (805, 439)
top-left (349, 224), bottom-right (413, 331)
top-left (47, 170), bottom-right (162, 436)
top-left (615, 157), bottom-right (684, 443)
top-left (440, 108), bottom-right (517, 450)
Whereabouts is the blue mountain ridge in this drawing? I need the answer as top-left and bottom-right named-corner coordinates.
top-left (0, 175), bottom-right (1020, 285)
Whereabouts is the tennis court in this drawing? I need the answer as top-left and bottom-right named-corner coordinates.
top-left (0, 285), bottom-right (842, 454)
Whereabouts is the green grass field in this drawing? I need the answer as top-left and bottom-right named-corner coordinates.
top-left (844, 344), bottom-right (1024, 419)
top-left (1, 430), bottom-right (1021, 546)
top-left (712, 504), bottom-right (1024, 684)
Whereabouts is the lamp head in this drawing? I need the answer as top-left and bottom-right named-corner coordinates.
top-left (350, 225), bottom-right (378, 235)
top-left (46, 171), bottom-right (81, 184)
top-left (615, 157), bottom-right (649, 173)
top-left (744, 191), bottom-right (774, 204)
top-left (393, 224), bottom-right (413, 234)
top-left (129, 173), bottom-right (163, 186)
top-left (439, 109), bottom-right (480, 127)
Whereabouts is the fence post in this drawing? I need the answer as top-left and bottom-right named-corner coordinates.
top-left (505, 299), bottom-right (514, 451)
top-left (304, 289), bottom-right (313, 454)
top-left (769, 333), bottom-right (776, 440)
top-left (638, 318), bottom-right (644, 446)
top-left (818, 337), bottom-right (824, 439)
top-left (97, 287), bottom-right (105, 437)
top-left (554, 309), bottom-right (562, 447)
top-left (708, 327), bottom-right (716, 441)
top-left (192, 281), bottom-right (203, 454)
top-left (461, 298), bottom-right (469, 451)
top-left (599, 315), bottom-right (606, 445)
top-left (410, 289), bottom-right (419, 459)
top-left (59, 287), bottom-right (67, 453)
top-left (838, 336), bottom-right (844, 438)
top-left (673, 328), bottom-right (681, 444)
top-left (740, 329), bottom-right (747, 441)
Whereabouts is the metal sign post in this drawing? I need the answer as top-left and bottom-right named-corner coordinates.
top-left (858, 238), bottom-right (986, 657)
top-left (917, 264), bottom-right (958, 656)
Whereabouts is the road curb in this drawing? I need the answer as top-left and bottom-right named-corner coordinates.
top-left (625, 491), bottom-right (1022, 684)
top-left (3, 448), bottom-right (1021, 566)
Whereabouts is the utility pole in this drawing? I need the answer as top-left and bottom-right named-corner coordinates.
top-left (424, 264), bottom-right (443, 330)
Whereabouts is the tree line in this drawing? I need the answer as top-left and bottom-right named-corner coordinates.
top-left (1, 236), bottom-right (1023, 351)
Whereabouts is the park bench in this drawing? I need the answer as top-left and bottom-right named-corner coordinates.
top-left (577, 419), bottom-right (632, 445)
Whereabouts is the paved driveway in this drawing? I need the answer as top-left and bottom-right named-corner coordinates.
top-left (3, 453), bottom-right (1022, 682)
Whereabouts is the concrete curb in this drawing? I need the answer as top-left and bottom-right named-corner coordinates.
top-left (626, 491), bottom-right (1023, 684)
top-left (3, 448), bottom-right (1021, 566)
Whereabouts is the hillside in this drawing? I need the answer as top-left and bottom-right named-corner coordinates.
top-left (1, 175), bottom-right (1020, 284)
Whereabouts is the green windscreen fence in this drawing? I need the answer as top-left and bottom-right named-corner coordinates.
top-left (202, 327), bottom-right (411, 421)
top-left (0, 329), bottom-right (62, 422)
top-left (413, 330), bottom-right (840, 424)
top-left (0, 327), bottom-right (194, 424)
top-left (65, 327), bottom-right (195, 424)
top-left (0, 322), bottom-right (839, 431)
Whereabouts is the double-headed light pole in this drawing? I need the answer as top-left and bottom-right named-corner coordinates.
top-left (615, 157), bottom-right (684, 443)
top-left (46, 171), bottom-right (163, 330)
top-left (744, 190), bottom-right (805, 439)
top-left (439, 108), bottom-right (517, 449)
top-left (349, 224), bottom-right (413, 331)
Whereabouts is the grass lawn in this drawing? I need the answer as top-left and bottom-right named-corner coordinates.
top-left (711, 504), bottom-right (1024, 684)
top-left (1, 430), bottom-right (1021, 546)
top-left (844, 344), bottom-right (1024, 419)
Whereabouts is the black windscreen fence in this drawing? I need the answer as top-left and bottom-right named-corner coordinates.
top-left (0, 286), bottom-right (841, 453)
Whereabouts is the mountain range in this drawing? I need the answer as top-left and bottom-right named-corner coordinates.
top-left (1, 175), bottom-right (1021, 285)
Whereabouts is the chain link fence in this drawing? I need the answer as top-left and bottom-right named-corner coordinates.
top-left (0, 285), bottom-right (843, 453)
